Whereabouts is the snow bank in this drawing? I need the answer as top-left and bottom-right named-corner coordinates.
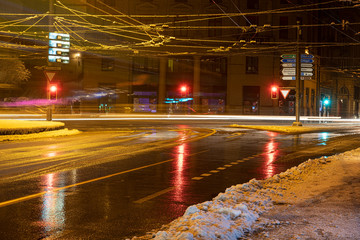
top-left (136, 156), bottom-right (335, 240)
top-left (0, 119), bottom-right (64, 135)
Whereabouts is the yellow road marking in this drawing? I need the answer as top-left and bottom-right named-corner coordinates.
top-left (134, 187), bottom-right (175, 204)
top-left (201, 173), bottom-right (211, 177)
top-left (231, 162), bottom-right (238, 164)
top-left (209, 170), bottom-right (219, 173)
top-left (217, 167), bottom-right (226, 170)
top-left (0, 150), bottom-right (209, 208)
top-left (224, 164), bottom-right (232, 167)
top-left (237, 160), bottom-right (245, 163)
top-left (192, 177), bottom-right (203, 180)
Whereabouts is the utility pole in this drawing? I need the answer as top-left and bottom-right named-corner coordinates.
top-left (293, 21), bottom-right (302, 126)
top-left (46, 0), bottom-right (55, 121)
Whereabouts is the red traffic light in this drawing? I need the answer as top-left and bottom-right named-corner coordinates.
top-left (180, 85), bottom-right (187, 93)
top-left (49, 84), bottom-right (58, 100)
top-left (49, 85), bottom-right (57, 92)
top-left (271, 86), bottom-right (278, 99)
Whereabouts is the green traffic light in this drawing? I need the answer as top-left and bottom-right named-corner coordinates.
top-left (324, 99), bottom-right (330, 105)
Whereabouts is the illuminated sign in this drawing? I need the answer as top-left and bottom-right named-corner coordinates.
top-left (49, 32), bottom-right (70, 41)
top-left (48, 32), bottom-right (70, 64)
top-left (48, 48), bottom-right (70, 56)
top-left (48, 55), bottom-right (70, 64)
top-left (49, 40), bottom-right (70, 48)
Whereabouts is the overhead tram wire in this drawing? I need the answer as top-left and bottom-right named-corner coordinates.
top-left (54, 1), bottom-right (158, 40)
top-left (8, 14), bottom-right (47, 43)
top-left (94, 0), bottom-right (157, 41)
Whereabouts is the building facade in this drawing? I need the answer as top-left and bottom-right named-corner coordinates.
top-left (2, 0), bottom-right (359, 117)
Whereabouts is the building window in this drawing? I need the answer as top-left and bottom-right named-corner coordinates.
top-left (279, 16), bottom-right (289, 39)
top-left (246, 56), bottom-right (258, 74)
top-left (340, 86), bottom-right (349, 95)
top-left (311, 89), bottom-right (315, 107)
top-left (173, 17), bottom-right (188, 37)
top-left (103, 0), bottom-right (115, 7)
top-left (208, 18), bottom-right (222, 37)
top-left (247, 0), bottom-right (259, 9)
top-left (102, 58), bottom-right (115, 71)
top-left (246, 15), bottom-right (259, 26)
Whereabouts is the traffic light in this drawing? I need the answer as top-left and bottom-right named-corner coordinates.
top-left (324, 99), bottom-right (330, 106)
top-left (180, 85), bottom-right (188, 97)
top-left (271, 86), bottom-right (278, 99)
top-left (49, 84), bottom-right (58, 100)
top-left (180, 85), bottom-right (187, 93)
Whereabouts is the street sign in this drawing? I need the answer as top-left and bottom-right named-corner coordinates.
top-left (48, 32), bottom-right (70, 64)
top-left (301, 54), bottom-right (314, 59)
top-left (301, 72), bottom-right (313, 76)
top-left (48, 55), bottom-right (70, 64)
top-left (280, 89), bottom-right (291, 99)
top-left (282, 76), bottom-right (296, 80)
top-left (282, 63), bottom-right (296, 67)
top-left (301, 68), bottom-right (313, 72)
top-left (281, 58), bottom-right (296, 63)
top-left (45, 71), bottom-right (56, 82)
top-left (301, 63), bottom-right (313, 68)
top-left (281, 54), bottom-right (296, 59)
top-left (49, 48), bottom-right (70, 57)
top-left (301, 59), bottom-right (314, 63)
top-left (49, 32), bottom-right (70, 41)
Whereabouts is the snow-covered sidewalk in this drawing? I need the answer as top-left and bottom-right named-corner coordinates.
top-left (133, 148), bottom-right (360, 240)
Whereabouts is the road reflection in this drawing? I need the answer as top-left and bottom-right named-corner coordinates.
top-left (39, 173), bottom-right (66, 237)
top-left (170, 128), bottom-right (189, 204)
top-left (264, 132), bottom-right (279, 178)
top-left (318, 132), bottom-right (329, 145)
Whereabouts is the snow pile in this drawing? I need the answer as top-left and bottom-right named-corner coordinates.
top-left (137, 156), bottom-right (335, 240)
top-left (0, 119), bottom-right (64, 135)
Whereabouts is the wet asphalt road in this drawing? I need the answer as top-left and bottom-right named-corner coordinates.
top-left (0, 119), bottom-right (359, 239)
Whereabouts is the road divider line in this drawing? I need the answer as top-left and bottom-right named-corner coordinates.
top-left (134, 187), bottom-right (175, 204)
top-left (192, 177), bottom-right (203, 180)
top-left (201, 173), bottom-right (211, 177)
top-left (0, 150), bottom-right (208, 208)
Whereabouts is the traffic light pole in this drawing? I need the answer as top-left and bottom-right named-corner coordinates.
top-left (46, 0), bottom-right (55, 121)
top-left (293, 21), bottom-right (302, 127)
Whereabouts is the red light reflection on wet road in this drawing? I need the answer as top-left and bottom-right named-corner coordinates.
top-left (171, 129), bottom-right (189, 203)
top-left (264, 132), bottom-right (279, 178)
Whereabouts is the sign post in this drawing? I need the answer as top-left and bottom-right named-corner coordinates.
top-left (293, 22), bottom-right (302, 126)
